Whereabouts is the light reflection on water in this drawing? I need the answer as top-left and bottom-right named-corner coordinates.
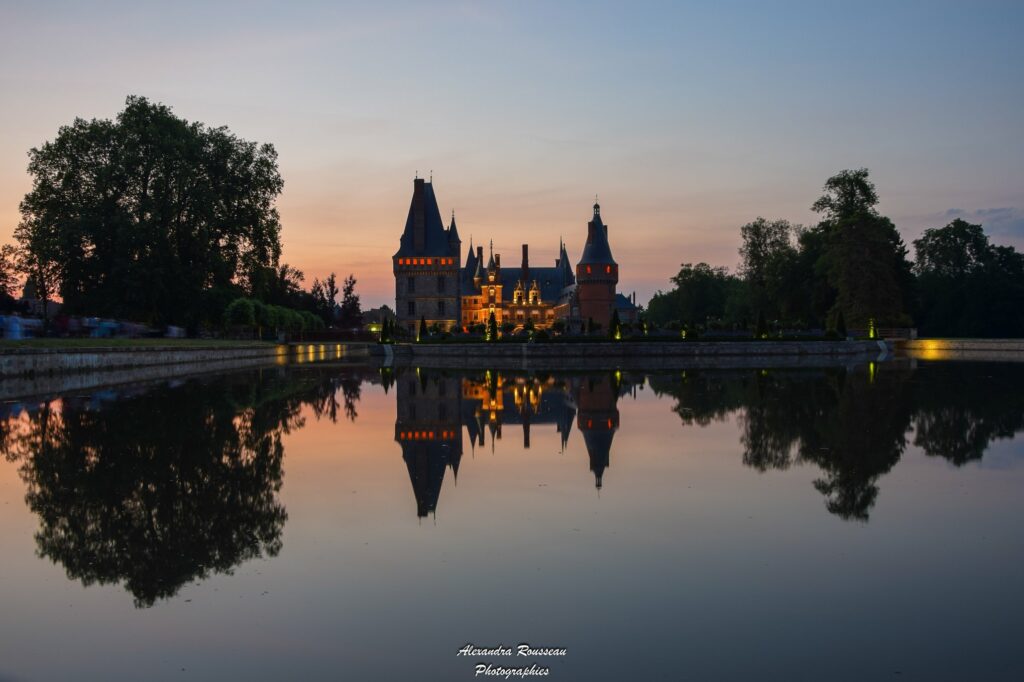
top-left (0, 361), bottom-right (1022, 681)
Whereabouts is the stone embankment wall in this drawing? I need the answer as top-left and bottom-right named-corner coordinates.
top-left (0, 353), bottom-right (281, 401)
top-left (0, 344), bottom-right (284, 378)
top-left (390, 340), bottom-right (891, 369)
top-left (399, 340), bottom-right (889, 358)
top-left (0, 342), bottom-right (377, 401)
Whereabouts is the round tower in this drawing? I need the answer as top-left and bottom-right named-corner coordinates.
top-left (575, 201), bottom-right (618, 330)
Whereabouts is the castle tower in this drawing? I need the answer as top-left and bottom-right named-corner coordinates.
top-left (575, 201), bottom-right (618, 330)
top-left (393, 178), bottom-right (461, 334)
top-left (575, 374), bottom-right (620, 489)
top-left (394, 370), bottom-right (464, 518)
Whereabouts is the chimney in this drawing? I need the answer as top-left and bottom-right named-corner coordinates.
top-left (495, 253), bottom-right (500, 268)
top-left (587, 221), bottom-right (596, 243)
top-left (521, 244), bottom-right (530, 282)
top-left (412, 178), bottom-right (426, 252)
top-left (477, 245), bottom-right (483, 262)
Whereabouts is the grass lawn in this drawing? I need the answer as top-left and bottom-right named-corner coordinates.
top-left (0, 338), bottom-right (275, 350)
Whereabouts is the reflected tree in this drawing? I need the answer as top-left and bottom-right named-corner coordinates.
top-left (0, 367), bottom-right (372, 607)
top-left (654, 365), bottom-right (916, 521)
top-left (799, 366), bottom-right (913, 521)
top-left (911, 363), bottom-right (1024, 465)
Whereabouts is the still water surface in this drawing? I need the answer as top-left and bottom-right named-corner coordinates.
top-left (0, 361), bottom-right (1022, 681)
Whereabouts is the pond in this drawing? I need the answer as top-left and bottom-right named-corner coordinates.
top-left (1, 360), bottom-right (1022, 680)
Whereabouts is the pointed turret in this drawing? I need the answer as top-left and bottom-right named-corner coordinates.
top-left (462, 236), bottom-right (478, 293)
top-left (447, 209), bottom-right (461, 257)
top-left (577, 201), bottom-right (617, 266)
top-left (473, 245), bottom-right (485, 287)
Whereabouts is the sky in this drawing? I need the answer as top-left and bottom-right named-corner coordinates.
top-left (1, 0), bottom-right (1022, 308)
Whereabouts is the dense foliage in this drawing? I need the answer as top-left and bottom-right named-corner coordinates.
top-left (15, 96), bottom-right (284, 329)
top-left (8, 96), bottom-right (364, 333)
top-left (913, 219), bottom-right (1024, 337)
top-left (646, 168), bottom-right (1021, 337)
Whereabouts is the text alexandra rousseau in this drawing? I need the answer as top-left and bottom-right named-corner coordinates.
top-left (458, 644), bottom-right (568, 678)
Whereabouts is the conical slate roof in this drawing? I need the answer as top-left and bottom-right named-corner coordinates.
top-left (577, 202), bottom-right (617, 266)
top-left (447, 210), bottom-right (461, 245)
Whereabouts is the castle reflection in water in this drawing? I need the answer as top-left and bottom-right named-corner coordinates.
top-left (389, 369), bottom-right (635, 517)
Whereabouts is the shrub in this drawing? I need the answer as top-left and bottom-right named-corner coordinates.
top-left (224, 298), bottom-right (255, 329)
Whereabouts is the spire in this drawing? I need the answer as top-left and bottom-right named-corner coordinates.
top-left (447, 208), bottom-right (461, 246)
top-left (464, 234), bottom-right (477, 271)
top-left (474, 245), bottom-right (484, 283)
top-left (487, 239), bottom-right (495, 270)
top-left (577, 198), bottom-right (616, 266)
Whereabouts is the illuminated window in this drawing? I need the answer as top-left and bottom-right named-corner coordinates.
top-left (606, 265), bottom-right (612, 274)
top-left (586, 266), bottom-right (592, 274)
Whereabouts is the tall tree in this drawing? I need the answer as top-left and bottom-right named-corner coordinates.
top-left (15, 96), bottom-right (284, 330)
top-left (738, 217), bottom-right (800, 321)
top-left (811, 169), bottom-right (912, 327)
top-left (323, 273), bottom-right (340, 321)
top-left (338, 274), bottom-right (362, 328)
top-left (0, 244), bottom-right (18, 301)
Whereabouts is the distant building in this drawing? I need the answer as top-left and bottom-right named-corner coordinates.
top-left (361, 305), bottom-right (396, 333)
top-left (393, 178), bottom-right (637, 334)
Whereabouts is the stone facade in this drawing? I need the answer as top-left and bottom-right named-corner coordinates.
top-left (393, 178), bottom-right (461, 334)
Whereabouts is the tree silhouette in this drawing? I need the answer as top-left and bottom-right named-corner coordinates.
top-left (0, 369), bottom-right (368, 607)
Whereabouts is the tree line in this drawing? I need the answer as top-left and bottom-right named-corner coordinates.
top-left (2, 96), bottom-right (363, 333)
top-left (646, 169), bottom-right (1024, 337)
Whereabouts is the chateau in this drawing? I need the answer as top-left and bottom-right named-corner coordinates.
top-left (393, 178), bottom-right (637, 334)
